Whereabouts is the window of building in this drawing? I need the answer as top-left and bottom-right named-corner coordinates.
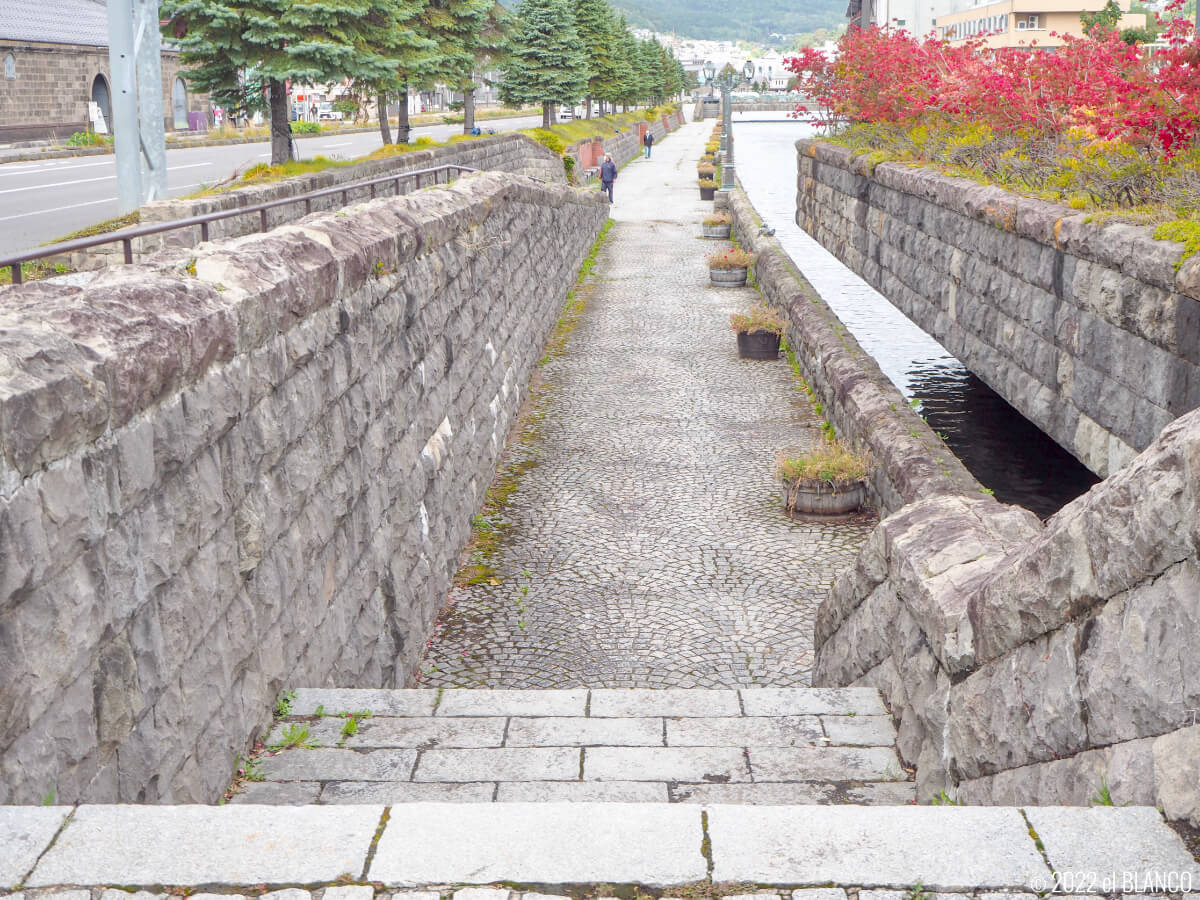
top-left (3, 53), bottom-right (14, 80)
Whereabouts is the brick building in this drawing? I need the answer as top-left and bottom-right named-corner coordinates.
top-left (0, 0), bottom-right (210, 143)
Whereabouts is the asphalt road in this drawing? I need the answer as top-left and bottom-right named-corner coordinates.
top-left (0, 115), bottom-right (542, 258)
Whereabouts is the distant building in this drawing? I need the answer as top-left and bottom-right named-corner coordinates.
top-left (933, 0), bottom-right (1145, 45)
top-left (0, 0), bottom-right (209, 143)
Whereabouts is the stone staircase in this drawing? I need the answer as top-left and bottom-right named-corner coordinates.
top-left (233, 687), bottom-right (916, 806)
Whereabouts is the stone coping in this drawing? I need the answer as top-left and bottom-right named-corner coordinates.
top-left (2, 804), bottom-right (1197, 891)
top-left (725, 184), bottom-right (984, 516)
top-left (795, 138), bottom-right (1200, 303)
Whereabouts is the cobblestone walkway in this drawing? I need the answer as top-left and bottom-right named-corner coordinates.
top-left (419, 120), bottom-right (873, 689)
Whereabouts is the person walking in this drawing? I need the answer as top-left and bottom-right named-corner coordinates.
top-left (643, 131), bottom-right (654, 158)
top-left (600, 154), bottom-right (617, 203)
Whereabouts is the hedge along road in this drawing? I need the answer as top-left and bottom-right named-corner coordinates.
top-left (0, 115), bottom-right (543, 259)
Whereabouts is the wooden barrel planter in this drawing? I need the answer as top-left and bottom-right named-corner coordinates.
top-left (710, 266), bottom-right (747, 287)
top-left (782, 478), bottom-right (868, 520)
top-left (703, 223), bottom-right (731, 239)
top-left (736, 329), bottom-right (781, 359)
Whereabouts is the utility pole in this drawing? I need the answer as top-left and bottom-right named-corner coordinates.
top-left (107, 0), bottom-right (168, 214)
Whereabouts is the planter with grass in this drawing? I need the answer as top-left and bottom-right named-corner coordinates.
top-left (699, 178), bottom-right (718, 200)
top-left (707, 246), bottom-right (755, 287)
top-left (730, 303), bottom-right (784, 358)
top-left (702, 211), bottom-right (732, 240)
top-left (698, 164), bottom-right (717, 182)
top-left (777, 441), bottom-right (871, 519)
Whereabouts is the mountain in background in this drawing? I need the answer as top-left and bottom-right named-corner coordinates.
top-left (615, 0), bottom-right (845, 41)
top-left (497, 0), bottom-right (846, 44)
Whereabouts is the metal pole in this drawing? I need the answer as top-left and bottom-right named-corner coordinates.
top-left (107, 0), bottom-right (143, 213)
top-left (134, 0), bottom-right (168, 202)
top-left (719, 83), bottom-right (735, 192)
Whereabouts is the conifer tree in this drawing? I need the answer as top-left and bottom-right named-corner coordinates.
top-left (573, 0), bottom-right (618, 119)
top-left (163, 0), bottom-right (423, 163)
top-left (498, 0), bottom-right (589, 129)
top-left (419, 0), bottom-right (494, 138)
top-left (602, 14), bottom-right (635, 116)
top-left (462, 3), bottom-right (516, 133)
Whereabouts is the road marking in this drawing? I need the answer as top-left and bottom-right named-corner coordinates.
top-left (0, 162), bottom-right (211, 195)
top-left (0, 182), bottom-right (210, 223)
top-left (0, 195), bottom-right (116, 221)
top-left (0, 160), bottom-right (114, 177)
top-left (0, 174), bottom-right (114, 194)
top-left (319, 141), bottom-right (354, 148)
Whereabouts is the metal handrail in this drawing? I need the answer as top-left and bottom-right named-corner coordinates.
top-left (1, 163), bottom-right (478, 285)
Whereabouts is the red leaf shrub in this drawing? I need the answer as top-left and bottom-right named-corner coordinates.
top-left (786, 8), bottom-right (1200, 158)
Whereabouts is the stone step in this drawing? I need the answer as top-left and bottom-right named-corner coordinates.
top-left (235, 688), bottom-right (915, 805)
top-left (5, 803), bottom-right (1197, 891)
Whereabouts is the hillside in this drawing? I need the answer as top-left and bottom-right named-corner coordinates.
top-left (496, 0), bottom-right (846, 43)
top-left (615, 0), bottom-right (845, 40)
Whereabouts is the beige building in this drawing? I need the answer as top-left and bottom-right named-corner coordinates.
top-left (934, 0), bottom-right (1145, 46)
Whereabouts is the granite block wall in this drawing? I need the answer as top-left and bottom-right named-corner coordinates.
top-left (813, 408), bottom-right (1200, 826)
top-left (796, 139), bottom-right (1200, 479)
top-left (0, 171), bottom-right (608, 804)
top-left (727, 187), bottom-right (983, 517)
top-left (565, 110), bottom-right (684, 178)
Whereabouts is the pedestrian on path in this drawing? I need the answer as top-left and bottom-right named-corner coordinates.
top-left (643, 131), bottom-right (654, 158)
top-left (600, 154), bottom-right (617, 203)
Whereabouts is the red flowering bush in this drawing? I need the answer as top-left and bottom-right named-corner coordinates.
top-left (786, 8), bottom-right (1200, 158)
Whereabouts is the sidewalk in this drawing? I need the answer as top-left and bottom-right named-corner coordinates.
top-left (419, 119), bottom-right (875, 690)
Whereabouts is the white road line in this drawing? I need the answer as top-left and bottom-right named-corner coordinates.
top-left (0, 160), bottom-right (114, 178)
top-left (0, 162), bottom-right (211, 194)
top-left (319, 141), bottom-right (354, 148)
top-left (0, 196), bottom-right (115, 221)
top-left (0, 174), bottom-right (114, 194)
top-left (0, 182), bottom-right (210, 223)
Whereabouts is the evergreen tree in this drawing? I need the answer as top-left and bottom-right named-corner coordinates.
top-left (462, 3), bottom-right (516, 133)
top-left (615, 18), bottom-right (644, 110)
top-left (573, 0), bottom-right (618, 119)
top-left (499, 0), bottom-right (589, 128)
top-left (163, 0), bottom-right (422, 163)
top-left (421, 0), bottom-right (494, 136)
top-left (599, 13), bottom-right (634, 116)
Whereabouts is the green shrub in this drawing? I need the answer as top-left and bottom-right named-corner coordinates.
top-left (65, 130), bottom-right (108, 147)
top-left (530, 128), bottom-right (567, 154)
top-left (292, 120), bottom-right (322, 134)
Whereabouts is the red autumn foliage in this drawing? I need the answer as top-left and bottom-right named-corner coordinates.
top-left (785, 6), bottom-right (1200, 157)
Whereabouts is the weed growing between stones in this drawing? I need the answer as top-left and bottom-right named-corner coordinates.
top-left (273, 690), bottom-right (296, 718)
top-left (270, 723), bottom-right (315, 750)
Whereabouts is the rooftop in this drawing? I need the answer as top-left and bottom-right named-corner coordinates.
top-left (0, 0), bottom-right (110, 47)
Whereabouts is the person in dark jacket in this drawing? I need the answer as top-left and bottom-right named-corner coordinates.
top-left (600, 154), bottom-right (617, 203)
top-left (643, 131), bottom-right (654, 158)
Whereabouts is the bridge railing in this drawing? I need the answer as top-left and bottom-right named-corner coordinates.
top-left (0, 163), bottom-right (477, 286)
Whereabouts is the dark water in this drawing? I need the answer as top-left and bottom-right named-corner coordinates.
top-left (734, 116), bottom-right (1099, 519)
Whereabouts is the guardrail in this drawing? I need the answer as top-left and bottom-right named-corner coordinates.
top-left (1, 163), bottom-right (477, 285)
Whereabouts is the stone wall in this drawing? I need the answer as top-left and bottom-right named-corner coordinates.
top-left (565, 110), bottom-right (685, 178)
top-left (0, 41), bottom-right (208, 142)
top-left (796, 139), bottom-right (1200, 479)
top-left (727, 186), bottom-right (983, 517)
top-left (58, 133), bottom-right (567, 271)
top-left (727, 177), bottom-right (1199, 825)
top-left (813, 408), bottom-right (1200, 826)
top-left (0, 171), bottom-right (609, 804)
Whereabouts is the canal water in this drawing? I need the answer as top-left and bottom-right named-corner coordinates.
top-left (733, 115), bottom-right (1099, 518)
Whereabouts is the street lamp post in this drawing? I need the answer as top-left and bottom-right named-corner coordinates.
top-left (717, 61), bottom-right (756, 194)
